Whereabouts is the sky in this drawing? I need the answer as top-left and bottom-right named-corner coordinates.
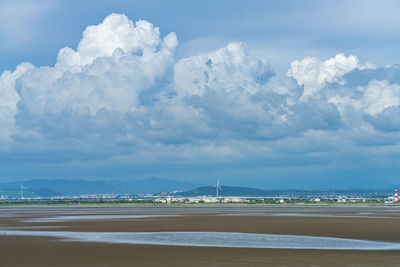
top-left (1, 0), bottom-right (400, 188)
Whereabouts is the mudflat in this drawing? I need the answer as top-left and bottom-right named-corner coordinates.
top-left (1, 205), bottom-right (400, 266)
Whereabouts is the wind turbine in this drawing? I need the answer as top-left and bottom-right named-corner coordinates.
top-left (20, 183), bottom-right (28, 200)
top-left (213, 179), bottom-right (222, 197)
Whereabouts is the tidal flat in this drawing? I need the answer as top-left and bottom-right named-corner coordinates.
top-left (1, 205), bottom-right (400, 266)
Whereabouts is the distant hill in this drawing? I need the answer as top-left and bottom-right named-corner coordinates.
top-left (174, 186), bottom-right (394, 198)
top-left (1, 179), bottom-right (394, 198)
top-left (130, 178), bottom-right (198, 194)
top-left (175, 185), bottom-right (270, 197)
top-left (0, 188), bottom-right (61, 198)
top-left (0, 178), bottom-right (198, 196)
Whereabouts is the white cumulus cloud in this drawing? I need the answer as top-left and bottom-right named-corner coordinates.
top-left (1, 12), bottom-right (400, 172)
top-left (287, 53), bottom-right (361, 98)
top-left (174, 42), bottom-right (274, 97)
top-left (57, 13), bottom-right (177, 70)
top-left (12, 13), bottom-right (177, 144)
top-left (0, 62), bottom-right (34, 147)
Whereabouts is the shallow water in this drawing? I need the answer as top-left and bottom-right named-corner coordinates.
top-left (1, 230), bottom-right (400, 250)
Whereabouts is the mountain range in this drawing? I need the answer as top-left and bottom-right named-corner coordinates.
top-left (0, 178), bottom-right (395, 198)
top-left (175, 185), bottom-right (271, 197)
top-left (0, 178), bottom-right (198, 197)
top-left (174, 186), bottom-right (394, 198)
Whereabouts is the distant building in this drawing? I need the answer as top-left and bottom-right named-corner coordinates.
top-left (385, 196), bottom-right (395, 204)
top-left (152, 196), bottom-right (251, 204)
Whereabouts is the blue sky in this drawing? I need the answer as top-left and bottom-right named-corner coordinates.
top-left (1, 0), bottom-right (400, 188)
top-left (2, 0), bottom-right (400, 73)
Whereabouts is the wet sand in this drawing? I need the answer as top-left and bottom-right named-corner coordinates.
top-left (1, 205), bottom-right (400, 266)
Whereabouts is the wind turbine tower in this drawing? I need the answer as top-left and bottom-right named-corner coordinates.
top-left (20, 183), bottom-right (27, 200)
top-left (213, 179), bottom-right (222, 197)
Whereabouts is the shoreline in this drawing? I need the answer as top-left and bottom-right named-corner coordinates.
top-left (1, 202), bottom-right (399, 207)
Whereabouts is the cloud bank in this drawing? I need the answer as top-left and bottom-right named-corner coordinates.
top-left (1, 13), bottom-right (400, 184)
